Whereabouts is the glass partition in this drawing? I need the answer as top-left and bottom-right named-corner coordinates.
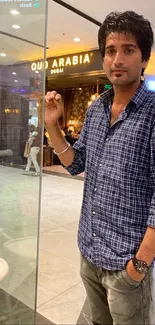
top-left (37, 1), bottom-right (155, 325)
top-left (0, 1), bottom-right (48, 324)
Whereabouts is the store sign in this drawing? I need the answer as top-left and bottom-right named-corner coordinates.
top-left (31, 61), bottom-right (48, 71)
top-left (31, 53), bottom-right (91, 75)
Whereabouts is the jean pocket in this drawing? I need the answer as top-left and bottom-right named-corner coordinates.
top-left (148, 268), bottom-right (154, 302)
top-left (120, 269), bottom-right (141, 288)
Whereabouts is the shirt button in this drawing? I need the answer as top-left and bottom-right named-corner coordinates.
top-left (99, 164), bottom-right (102, 167)
top-left (93, 233), bottom-right (96, 237)
top-left (93, 211), bottom-right (96, 215)
top-left (94, 188), bottom-right (97, 192)
top-left (105, 137), bottom-right (109, 142)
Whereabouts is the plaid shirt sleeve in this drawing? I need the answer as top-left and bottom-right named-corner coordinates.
top-left (147, 122), bottom-right (155, 228)
top-left (66, 109), bottom-right (90, 176)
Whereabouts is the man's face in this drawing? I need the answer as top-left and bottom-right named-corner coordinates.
top-left (103, 32), bottom-right (148, 86)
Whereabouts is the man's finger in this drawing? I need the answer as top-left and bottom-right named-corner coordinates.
top-left (55, 94), bottom-right (62, 101)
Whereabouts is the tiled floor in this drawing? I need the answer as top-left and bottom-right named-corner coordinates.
top-left (38, 169), bottom-right (87, 324)
top-left (1, 165), bottom-right (155, 325)
top-left (0, 288), bottom-right (53, 325)
top-left (0, 166), bottom-right (88, 324)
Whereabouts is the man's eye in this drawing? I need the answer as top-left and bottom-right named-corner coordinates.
top-left (107, 49), bottom-right (115, 55)
top-left (125, 49), bottom-right (134, 54)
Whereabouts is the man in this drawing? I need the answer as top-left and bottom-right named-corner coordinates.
top-left (45, 11), bottom-right (155, 325)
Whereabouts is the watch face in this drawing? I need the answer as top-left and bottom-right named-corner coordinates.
top-left (133, 258), bottom-right (149, 274)
top-left (136, 261), bottom-right (147, 273)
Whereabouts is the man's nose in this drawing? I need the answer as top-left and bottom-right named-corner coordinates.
top-left (113, 52), bottom-right (124, 66)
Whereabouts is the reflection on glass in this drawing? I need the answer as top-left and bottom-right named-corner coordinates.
top-left (145, 51), bottom-right (155, 91)
top-left (0, 1), bottom-right (48, 323)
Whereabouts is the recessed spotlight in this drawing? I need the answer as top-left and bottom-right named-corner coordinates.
top-left (35, 71), bottom-right (39, 74)
top-left (12, 25), bottom-right (20, 29)
top-left (12, 72), bottom-right (16, 75)
top-left (73, 37), bottom-right (80, 42)
top-left (11, 10), bottom-right (19, 15)
top-left (0, 53), bottom-right (6, 57)
top-left (14, 80), bottom-right (18, 83)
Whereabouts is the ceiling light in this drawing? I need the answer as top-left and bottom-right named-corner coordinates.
top-left (35, 71), bottom-right (39, 74)
top-left (12, 25), bottom-right (20, 29)
top-left (14, 80), bottom-right (18, 83)
top-left (12, 72), bottom-right (16, 75)
top-left (11, 10), bottom-right (19, 15)
top-left (73, 37), bottom-right (80, 42)
top-left (0, 53), bottom-right (6, 57)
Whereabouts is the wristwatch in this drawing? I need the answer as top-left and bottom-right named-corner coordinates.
top-left (132, 256), bottom-right (149, 274)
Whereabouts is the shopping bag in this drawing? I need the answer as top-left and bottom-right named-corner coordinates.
top-left (24, 142), bottom-right (31, 158)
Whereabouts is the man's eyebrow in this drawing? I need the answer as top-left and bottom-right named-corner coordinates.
top-left (105, 44), bottom-right (137, 50)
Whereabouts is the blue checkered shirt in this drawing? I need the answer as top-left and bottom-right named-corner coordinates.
top-left (66, 82), bottom-right (155, 270)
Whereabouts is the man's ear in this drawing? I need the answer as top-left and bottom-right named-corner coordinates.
top-left (142, 59), bottom-right (149, 70)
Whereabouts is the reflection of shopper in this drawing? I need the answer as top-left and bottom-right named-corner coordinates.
top-left (23, 126), bottom-right (41, 175)
top-left (45, 11), bottom-right (155, 325)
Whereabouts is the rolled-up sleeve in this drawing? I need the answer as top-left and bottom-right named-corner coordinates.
top-left (147, 122), bottom-right (155, 228)
top-left (66, 110), bottom-right (89, 176)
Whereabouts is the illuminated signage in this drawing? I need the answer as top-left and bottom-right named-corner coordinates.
top-left (31, 61), bottom-right (48, 71)
top-left (51, 68), bottom-right (64, 75)
top-left (31, 53), bottom-right (91, 75)
top-left (4, 108), bottom-right (20, 114)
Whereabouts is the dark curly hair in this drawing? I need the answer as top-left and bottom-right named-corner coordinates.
top-left (98, 11), bottom-right (154, 62)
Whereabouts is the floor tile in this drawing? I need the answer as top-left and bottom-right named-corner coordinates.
top-left (38, 250), bottom-right (81, 306)
top-left (39, 223), bottom-right (80, 266)
top-left (40, 196), bottom-right (82, 228)
top-left (38, 282), bottom-right (86, 325)
top-left (0, 287), bottom-right (54, 325)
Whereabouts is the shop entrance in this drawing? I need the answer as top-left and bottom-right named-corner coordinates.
top-left (44, 71), bottom-right (111, 168)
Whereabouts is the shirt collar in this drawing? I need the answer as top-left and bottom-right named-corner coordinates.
top-left (100, 81), bottom-right (149, 108)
